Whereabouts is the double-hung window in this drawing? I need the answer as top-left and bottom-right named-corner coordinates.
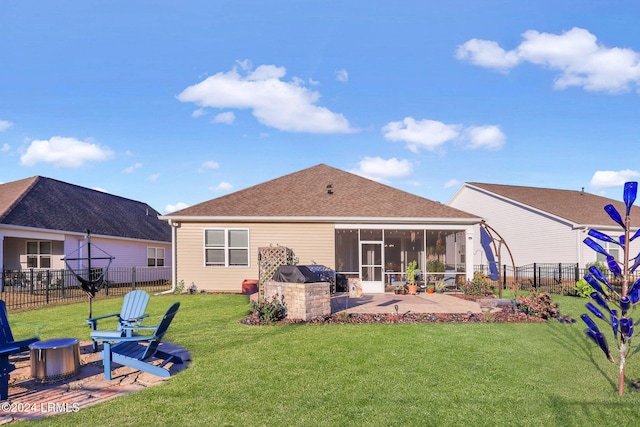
top-left (205, 229), bottom-right (249, 267)
top-left (147, 247), bottom-right (165, 267)
top-left (26, 241), bottom-right (52, 268)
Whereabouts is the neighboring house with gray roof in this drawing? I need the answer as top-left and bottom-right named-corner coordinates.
top-left (448, 182), bottom-right (640, 268)
top-left (161, 164), bottom-right (481, 294)
top-left (0, 176), bottom-right (171, 279)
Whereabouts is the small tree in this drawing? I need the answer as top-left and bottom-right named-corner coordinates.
top-left (581, 181), bottom-right (640, 396)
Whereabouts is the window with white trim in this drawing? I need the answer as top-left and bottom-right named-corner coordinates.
top-left (147, 247), bottom-right (165, 267)
top-left (596, 242), bottom-right (620, 264)
top-left (205, 229), bottom-right (249, 267)
top-left (26, 241), bottom-right (52, 269)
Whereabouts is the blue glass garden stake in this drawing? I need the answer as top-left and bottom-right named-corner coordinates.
top-left (581, 313), bottom-right (600, 333)
top-left (605, 204), bottom-right (626, 229)
top-left (624, 182), bottom-right (637, 216)
top-left (588, 265), bottom-right (615, 293)
top-left (621, 318), bottom-right (631, 338)
top-left (584, 274), bottom-right (609, 299)
top-left (586, 302), bottom-right (607, 321)
top-left (607, 256), bottom-right (623, 277)
top-left (588, 229), bottom-right (620, 245)
top-left (620, 296), bottom-right (631, 315)
top-left (611, 310), bottom-right (619, 336)
top-left (630, 228), bottom-right (640, 242)
top-left (584, 238), bottom-right (611, 258)
top-left (589, 292), bottom-right (611, 313)
top-left (630, 287), bottom-right (640, 304)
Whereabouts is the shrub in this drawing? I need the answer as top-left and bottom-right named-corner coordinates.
top-left (460, 272), bottom-right (494, 296)
top-left (247, 294), bottom-right (287, 324)
top-left (574, 278), bottom-right (595, 298)
top-left (517, 291), bottom-right (559, 319)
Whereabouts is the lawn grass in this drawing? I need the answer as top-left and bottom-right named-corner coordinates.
top-left (8, 292), bottom-right (640, 426)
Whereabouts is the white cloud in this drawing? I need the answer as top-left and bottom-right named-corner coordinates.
top-left (457, 27), bottom-right (640, 93)
top-left (202, 160), bottom-right (220, 169)
top-left (351, 157), bottom-right (413, 182)
top-left (192, 108), bottom-right (207, 118)
top-left (335, 69), bottom-right (349, 83)
top-left (455, 39), bottom-right (520, 73)
top-left (382, 117), bottom-right (462, 152)
top-left (122, 162), bottom-right (142, 174)
top-left (0, 120), bottom-right (13, 132)
top-left (210, 181), bottom-right (233, 192)
top-left (383, 117), bottom-right (507, 153)
top-left (20, 136), bottom-right (114, 168)
top-left (212, 111), bottom-right (235, 125)
top-left (147, 173), bottom-right (160, 182)
top-left (177, 61), bottom-right (356, 133)
top-left (92, 186), bottom-right (109, 193)
top-left (590, 170), bottom-right (640, 188)
top-left (1, 144), bottom-right (9, 152)
top-left (463, 125), bottom-right (506, 150)
top-left (444, 178), bottom-right (460, 189)
top-left (164, 202), bottom-right (189, 214)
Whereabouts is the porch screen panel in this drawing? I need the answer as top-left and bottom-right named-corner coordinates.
top-left (335, 229), bottom-right (358, 273)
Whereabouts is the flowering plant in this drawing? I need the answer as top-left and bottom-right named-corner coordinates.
top-left (517, 291), bottom-right (559, 319)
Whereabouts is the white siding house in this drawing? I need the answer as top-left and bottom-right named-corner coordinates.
top-left (448, 182), bottom-right (640, 268)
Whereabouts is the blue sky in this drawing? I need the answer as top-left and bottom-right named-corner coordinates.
top-left (2, 1), bottom-right (640, 214)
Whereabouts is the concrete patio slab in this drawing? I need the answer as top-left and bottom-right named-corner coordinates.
top-left (330, 292), bottom-right (483, 315)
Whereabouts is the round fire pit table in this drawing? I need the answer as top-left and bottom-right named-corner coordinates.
top-left (29, 338), bottom-right (80, 383)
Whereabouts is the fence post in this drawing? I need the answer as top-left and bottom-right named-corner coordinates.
top-left (132, 266), bottom-right (137, 290)
top-left (45, 270), bottom-right (50, 304)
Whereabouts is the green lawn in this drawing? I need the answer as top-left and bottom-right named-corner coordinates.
top-left (8, 292), bottom-right (640, 426)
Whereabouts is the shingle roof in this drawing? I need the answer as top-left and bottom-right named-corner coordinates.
top-left (0, 176), bottom-right (170, 242)
top-left (167, 164), bottom-right (479, 221)
top-left (466, 182), bottom-right (640, 228)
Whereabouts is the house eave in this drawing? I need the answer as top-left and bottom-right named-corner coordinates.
top-left (0, 224), bottom-right (170, 244)
top-left (159, 215), bottom-right (483, 225)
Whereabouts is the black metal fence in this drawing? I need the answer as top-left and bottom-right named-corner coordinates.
top-left (474, 263), bottom-right (635, 296)
top-left (1, 266), bottom-right (172, 310)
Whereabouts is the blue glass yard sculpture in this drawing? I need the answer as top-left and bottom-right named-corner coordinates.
top-left (582, 181), bottom-right (639, 396)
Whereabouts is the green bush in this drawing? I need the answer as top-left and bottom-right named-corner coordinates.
top-left (459, 272), bottom-right (494, 296)
top-left (574, 278), bottom-right (595, 298)
top-left (246, 294), bottom-right (287, 323)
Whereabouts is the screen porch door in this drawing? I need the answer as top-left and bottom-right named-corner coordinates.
top-left (360, 242), bottom-right (384, 293)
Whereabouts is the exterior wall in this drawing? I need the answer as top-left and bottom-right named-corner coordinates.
top-left (1, 227), bottom-right (170, 272)
top-left (449, 186), bottom-right (580, 266)
top-left (175, 222), bottom-right (335, 292)
top-left (263, 281), bottom-right (331, 321)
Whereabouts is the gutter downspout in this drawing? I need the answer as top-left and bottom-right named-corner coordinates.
top-left (157, 219), bottom-right (179, 295)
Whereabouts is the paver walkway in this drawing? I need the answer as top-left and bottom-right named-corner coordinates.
top-left (330, 292), bottom-right (484, 315)
top-left (1, 341), bottom-right (190, 424)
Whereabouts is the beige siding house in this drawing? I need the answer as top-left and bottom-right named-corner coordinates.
top-left (448, 182), bottom-right (640, 268)
top-left (162, 164), bottom-right (482, 293)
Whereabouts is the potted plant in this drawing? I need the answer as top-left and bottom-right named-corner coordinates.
top-left (435, 281), bottom-right (446, 293)
top-left (394, 282), bottom-right (407, 295)
top-left (405, 261), bottom-right (419, 294)
top-left (426, 284), bottom-right (435, 294)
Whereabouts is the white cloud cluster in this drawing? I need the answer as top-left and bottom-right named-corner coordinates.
top-left (164, 202), bottom-right (189, 214)
top-left (212, 111), bottom-right (235, 125)
top-left (0, 120), bottom-right (13, 132)
top-left (382, 117), bottom-right (505, 152)
top-left (351, 157), bottom-right (413, 182)
top-left (210, 181), bottom-right (233, 192)
top-left (122, 162), bottom-right (142, 174)
top-left (590, 169), bottom-right (640, 188)
top-left (456, 27), bottom-right (640, 93)
top-left (20, 136), bottom-right (114, 168)
top-left (335, 69), bottom-right (349, 83)
top-left (178, 62), bottom-right (356, 133)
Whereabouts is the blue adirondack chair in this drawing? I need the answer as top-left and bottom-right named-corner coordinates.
top-left (91, 302), bottom-right (182, 380)
top-left (0, 300), bottom-right (39, 400)
top-left (87, 289), bottom-right (150, 351)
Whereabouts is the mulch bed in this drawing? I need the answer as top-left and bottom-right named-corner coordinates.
top-left (240, 293), bottom-right (554, 325)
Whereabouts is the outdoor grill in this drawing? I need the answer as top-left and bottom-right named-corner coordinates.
top-left (270, 264), bottom-right (345, 293)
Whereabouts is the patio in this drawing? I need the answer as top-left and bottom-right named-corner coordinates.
top-left (2, 341), bottom-right (190, 424)
top-left (330, 292), bottom-right (484, 315)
